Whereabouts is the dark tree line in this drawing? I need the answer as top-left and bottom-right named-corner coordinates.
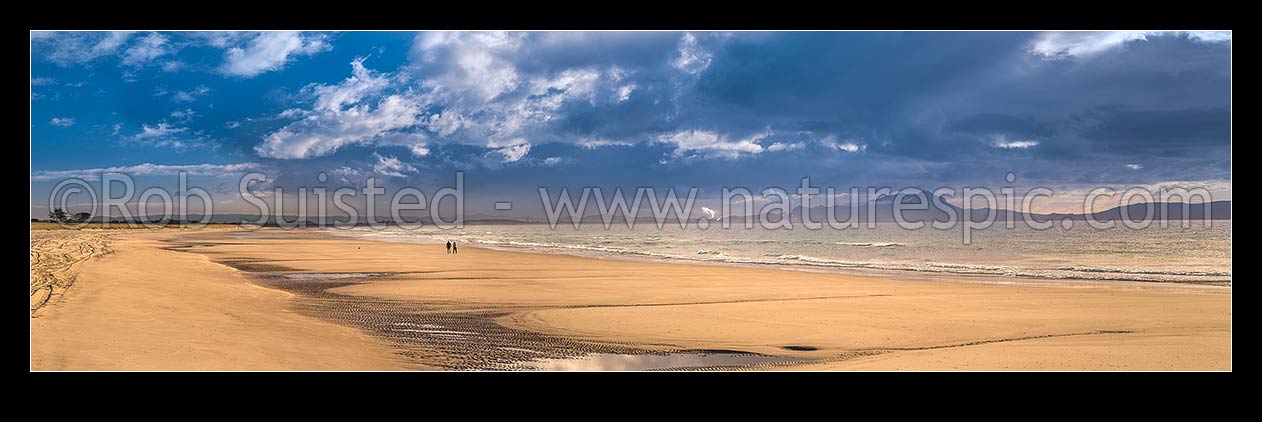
top-left (48, 208), bottom-right (91, 223)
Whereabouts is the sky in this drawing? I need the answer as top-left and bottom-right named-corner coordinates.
top-left (30, 31), bottom-right (1231, 218)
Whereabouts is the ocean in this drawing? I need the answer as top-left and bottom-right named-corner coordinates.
top-left (326, 220), bottom-right (1231, 284)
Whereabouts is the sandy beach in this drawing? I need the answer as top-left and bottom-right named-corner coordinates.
top-left (30, 227), bottom-right (408, 370)
top-left (30, 227), bottom-right (1231, 370)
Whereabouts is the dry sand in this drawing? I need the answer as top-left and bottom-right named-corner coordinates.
top-left (30, 229), bottom-right (408, 370)
top-left (30, 230), bottom-right (112, 313)
top-left (29, 227), bottom-right (1230, 370)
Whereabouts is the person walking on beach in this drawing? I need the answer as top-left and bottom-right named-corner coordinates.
top-left (452, 242), bottom-right (458, 254)
top-left (446, 241), bottom-right (452, 254)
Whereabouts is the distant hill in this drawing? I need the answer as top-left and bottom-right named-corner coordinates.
top-left (1046, 200), bottom-right (1230, 222)
top-left (789, 190), bottom-right (1229, 223)
top-left (41, 198), bottom-right (1228, 227)
top-left (790, 190), bottom-right (960, 223)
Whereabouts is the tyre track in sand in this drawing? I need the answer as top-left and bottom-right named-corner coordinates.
top-left (30, 231), bottom-right (113, 314)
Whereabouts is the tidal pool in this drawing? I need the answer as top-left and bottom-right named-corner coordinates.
top-left (525, 351), bottom-right (808, 371)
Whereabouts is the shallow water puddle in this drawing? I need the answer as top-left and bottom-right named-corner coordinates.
top-left (525, 351), bottom-right (808, 371)
top-left (386, 322), bottom-right (476, 336)
top-left (166, 243), bottom-right (216, 249)
top-left (281, 272), bottom-right (383, 280)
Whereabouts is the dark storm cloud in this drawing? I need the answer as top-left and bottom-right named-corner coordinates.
top-left (264, 31), bottom-right (1228, 193)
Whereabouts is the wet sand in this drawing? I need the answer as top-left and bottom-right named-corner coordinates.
top-left (30, 228), bottom-right (1231, 370)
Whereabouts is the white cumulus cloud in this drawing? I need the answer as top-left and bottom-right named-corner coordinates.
top-left (310, 58), bottom-right (390, 112)
top-left (171, 85), bottom-right (210, 103)
top-left (577, 138), bottom-right (634, 149)
top-left (134, 122), bottom-right (187, 139)
top-left (370, 152), bottom-right (418, 177)
top-left (409, 144), bottom-right (431, 157)
top-left (256, 59), bottom-right (424, 159)
top-left (992, 138), bottom-right (1039, 149)
top-left (413, 31), bottom-right (526, 102)
top-left (31, 162), bottom-right (261, 182)
top-left (656, 129), bottom-right (765, 159)
top-left (836, 142), bottom-right (866, 153)
top-left (425, 112), bottom-right (466, 137)
top-left (121, 32), bottom-right (171, 67)
top-left (31, 31), bottom-right (134, 65)
top-left (672, 33), bottom-right (713, 75)
top-left (766, 142), bottom-right (804, 152)
top-left (126, 122), bottom-right (215, 150)
top-left (1028, 31), bottom-right (1231, 59)
top-left (615, 84), bottom-right (636, 102)
top-left (222, 31), bottom-right (331, 77)
top-left (487, 138), bottom-right (532, 163)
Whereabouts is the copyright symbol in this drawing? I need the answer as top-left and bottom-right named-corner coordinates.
top-left (48, 178), bottom-right (96, 228)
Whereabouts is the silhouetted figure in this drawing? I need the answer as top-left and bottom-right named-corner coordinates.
top-left (452, 242), bottom-right (458, 254)
top-left (446, 241), bottom-right (452, 254)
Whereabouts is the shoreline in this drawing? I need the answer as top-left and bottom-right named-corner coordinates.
top-left (317, 227), bottom-right (1233, 289)
top-left (31, 227), bottom-right (1232, 370)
